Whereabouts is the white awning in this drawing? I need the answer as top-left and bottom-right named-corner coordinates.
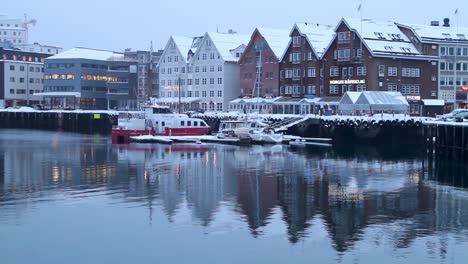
top-left (33, 92), bottom-right (81, 98)
top-left (422, 99), bottom-right (445, 106)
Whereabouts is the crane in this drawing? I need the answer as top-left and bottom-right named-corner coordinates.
top-left (23, 14), bottom-right (37, 44)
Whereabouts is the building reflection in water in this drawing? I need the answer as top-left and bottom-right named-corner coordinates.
top-left (1, 131), bottom-right (468, 255)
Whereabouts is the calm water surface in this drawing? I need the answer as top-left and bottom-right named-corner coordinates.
top-left (1, 129), bottom-right (468, 264)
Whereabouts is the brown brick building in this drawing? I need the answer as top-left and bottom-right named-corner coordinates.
top-left (279, 23), bottom-right (335, 98)
top-left (321, 18), bottom-right (439, 115)
top-left (239, 28), bottom-right (290, 98)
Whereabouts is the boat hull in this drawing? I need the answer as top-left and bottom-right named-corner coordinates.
top-left (112, 127), bottom-right (210, 144)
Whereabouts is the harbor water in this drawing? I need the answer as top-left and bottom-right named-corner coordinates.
top-left (1, 129), bottom-right (468, 263)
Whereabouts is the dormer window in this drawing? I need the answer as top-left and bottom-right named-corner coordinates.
top-left (374, 32), bottom-right (384, 39)
top-left (442, 33), bottom-right (451, 39)
top-left (384, 46), bottom-right (393, 51)
top-left (457, 34), bottom-right (466, 40)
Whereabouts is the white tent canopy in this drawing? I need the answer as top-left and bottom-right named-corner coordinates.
top-left (339, 92), bottom-right (409, 114)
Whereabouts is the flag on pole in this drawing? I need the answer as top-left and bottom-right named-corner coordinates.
top-left (454, 8), bottom-right (458, 15)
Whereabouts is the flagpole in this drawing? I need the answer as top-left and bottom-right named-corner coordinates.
top-left (454, 8), bottom-right (459, 109)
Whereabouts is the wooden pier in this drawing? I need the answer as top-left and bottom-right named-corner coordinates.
top-left (424, 121), bottom-right (468, 161)
top-left (0, 110), bottom-right (117, 135)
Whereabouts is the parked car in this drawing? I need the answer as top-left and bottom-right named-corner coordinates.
top-left (436, 109), bottom-right (468, 119)
top-left (442, 111), bottom-right (468, 122)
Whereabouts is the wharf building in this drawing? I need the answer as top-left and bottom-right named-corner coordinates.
top-left (157, 31), bottom-right (249, 112)
top-left (40, 47), bottom-right (139, 110)
top-left (397, 19), bottom-right (468, 111)
top-left (0, 47), bottom-right (52, 108)
top-left (239, 27), bottom-right (290, 99)
top-left (321, 18), bottom-right (439, 115)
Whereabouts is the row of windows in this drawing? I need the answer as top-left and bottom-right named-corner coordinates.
top-left (0, 23), bottom-right (20, 27)
top-left (440, 62), bottom-right (468, 71)
top-left (329, 84), bottom-right (367, 94)
top-left (330, 66), bottom-right (367, 77)
top-left (44, 74), bottom-right (75, 80)
top-left (81, 63), bottom-right (108, 70)
top-left (81, 75), bottom-right (118, 82)
top-left (288, 52), bottom-right (314, 63)
top-left (1, 31), bottom-right (22, 36)
top-left (440, 47), bottom-right (468, 56)
top-left (9, 89), bottom-right (42, 95)
top-left (244, 56), bottom-right (276, 64)
top-left (440, 77), bottom-right (468, 86)
top-left (9, 65), bottom-right (43, 72)
top-left (44, 86), bottom-right (74, 92)
top-left (9, 77), bottom-right (43, 83)
top-left (160, 90), bottom-right (223, 98)
top-left (82, 86), bottom-right (107, 92)
top-left (2, 54), bottom-right (45, 62)
top-left (333, 49), bottom-right (362, 61)
top-left (401, 68), bottom-right (421, 77)
top-left (283, 85), bottom-right (317, 95)
top-left (243, 72), bottom-right (276, 79)
top-left (161, 78), bottom-right (223, 86)
top-left (46, 63), bottom-right (75, 69)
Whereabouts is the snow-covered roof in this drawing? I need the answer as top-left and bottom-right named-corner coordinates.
top-left (172, 36), bottom-right (198, 62)
top-left (206, 32), bottom-right (250, 62)
top-left (230, 97), bottom-right (281, 104)
top-left (47, 48), bottom-right (123, 61)
top-left (358, 92), bottom-right (409, 106)
top-left (255, 27), bottom-right (291, 59)
top-left (295, 23), bottom-right (336, 59)
top-left (341, 18), bottom-right (425, 57)
top-left (340, 92), bottom-right (362, 104)
top-left (398, 23), bottom-right (468, 42)
top-left (153, 97), bottom-right (201, 104)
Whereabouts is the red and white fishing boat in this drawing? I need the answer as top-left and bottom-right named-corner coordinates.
top-left (112, 103), bottom-right (210, 144)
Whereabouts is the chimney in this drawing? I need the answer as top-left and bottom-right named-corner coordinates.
top-left (443, 18), bottom-right (450, 27)
top-left (430, 21), bottom-right (440, 26)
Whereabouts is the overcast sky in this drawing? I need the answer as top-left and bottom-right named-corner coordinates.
top-left (2, 0), bottom-right (466, 51)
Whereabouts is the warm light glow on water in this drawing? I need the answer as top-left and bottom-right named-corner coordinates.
top-left (1, 129), bottom-right (468, 263)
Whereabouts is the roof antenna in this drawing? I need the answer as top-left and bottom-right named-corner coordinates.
top-left (216, 25), bottom-right (219, 33)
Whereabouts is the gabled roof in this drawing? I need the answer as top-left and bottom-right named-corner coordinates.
top-left (340, 17), bottom-right (424, 57)
top-left (255, 27), bottom-right (291, 59)
top-left (47, 47), bottom-right (123, 60)
top-left (294, 23), bottom-right (336, 59)
top-left (205, 32), bottom-right (250, 62)
top-left (396, 23), bottom-right (468, 42)
top-left (171, 35), bottom-right (199, 62)
top-left (356, 92), bottom-right (409, 106)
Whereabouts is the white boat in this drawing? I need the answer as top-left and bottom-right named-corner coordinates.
top-left (289, 139), bottom-right (307, 146)
top-left (112, 101), bottom-right (210, 144)
top-left (217, 120), bottom-right (265, 139)
top-left (249, 127), bottom-right (284, 144)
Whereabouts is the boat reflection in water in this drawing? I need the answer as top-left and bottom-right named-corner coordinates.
top-left (1, 129), bottom-right (468, 263)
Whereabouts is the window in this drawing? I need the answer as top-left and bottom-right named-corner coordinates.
top-left (195, 91), bottom-right (199, 97)
top-left (292, 36), bottom-right (301, 47)
top-left (218, 65), bottom-right (223, 72)
top-left (329, 85), bottom-right (339, 94)
top-left (401, 84), bottom-right (420, 95)
top-left (218, 78), bottom-right (222, 84)
top-left (202, 91), bottom-right (207, 97)
top-left (202, 78), bottom-right (207, 85)
top-left (378, 65), bottom-right (385, 77)
top-left (9, 65), bottom-right (15, 71)
top-left (10, 77), bottom-right (15, 82)
top-left (210, 91), bottom-right (214, 97)
top-left (285, 69), bottom-right (293, 78)
top-left (174, 56), bottom-right (179, 62)
top-left (29, 78), bottom-right (34, 83)
top-left (9, 89), bottom-right (14, 94)
top-left (218, 90), bottom-right (222, 97)
top-left (357, 67), bottom-right (367, 76)
top-left (210, 65), bottom-right (214, 72)
top-left (401, 68), bottom-right (420, 77)
top-left (174, 67), bottom-right (179, 73)
top-left (307, 67), bottom-right (316, 77)
top-left (387, 84), bottom-right (398, 91)
top-left (210, 53), bottom-right (215, 59)
top-left (195, 79), bottom-right (200, 85)
top-left (342, 67), bottom-right (348, 78)
top-left (307, 52), bottom-right (313, 61)
top-left (348, 67), bottom-right (354, 77)
top-left (338, 31), bottom-right (351, 43)
top-left (329, 67), bottom-right (339, 77)
top-left (342, 85), bottom-right (348, 94)
top-left (180, 121), bottom-right (185, 126)
top-left (202, 54), bottom-right (207, 60)
top-left (210, 78), bottom-right (214, 84)
top-left (202, 66), bottom-right (207, 72)
top-left (440, 47), bottom-right (447, 56)
top-left (19, 66), bottom-right (25, 71)
top-left (356, 84), bottom-right (367, 91)
top-left (338, 49), bottom-right (351, 61)
top-left (388, 67), bottom-right (398, 76)
top-left (19, 77), bottom-right (25, 83)
top-left (167, 56), bottom-right (172, 62)
top-left (167, 68), bottom-right (172, 74)
top-left (217, 103), bottom-right (223, 111)
top-left (195, 66), bottom-right (199, 73)
top-left (307, 85), bottom-right (316, 95)
top-left (292, 52), bottom-right (301, 64)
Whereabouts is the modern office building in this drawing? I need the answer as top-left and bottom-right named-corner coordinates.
top-left (0, 16), bottom-right (27, 45)
top-left (40, 47), bottom-right (125, 110)
top-left (397, 19), bottom-right (468, 110)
